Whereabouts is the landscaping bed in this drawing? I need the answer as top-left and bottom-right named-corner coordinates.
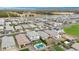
top-left (20, 48), bottom-right (29, 51)
top-left (32, 39), bottom-right (45, 45)
top-left (53, 45), bottom-right (64, 51)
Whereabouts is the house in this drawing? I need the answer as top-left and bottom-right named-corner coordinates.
top-left (37, 31), bottom-right (49, 40)
top-left (48, 22), bottom-right (54, 25)
top-left (0, 26), bottom-right (4, 32)
top-left (15, 25), bottom-right (23, 30)
top-left (11, 19), bottom-right (19, 22)
top-left (0, 26), bottom-right (4, 29)
top-left (18, 19), bottom-right (24, 24)
top-left (57, 29), bottom-right (65, 34)
top-left (1, 36), bottom-right (16, 50)
top-left (35, 23), bottom-right (44, 27)
top-left (6, 22), bottom-right (11, 26)
top-left (34, 27), bottom-right (40, 31)
top-left (66, 48), bottom-right (75, 51)
top-left (0, 19), bottom-right (4, 25)
top-left (71, 43), bottom-right (79, 50)
top-left (26, 31), bottom-right (40, 41)
top-left (15, 34), bottom-right (31, 48)
top-left (62, 34), bottom-right (76, 41)
top-left (29, 24), bottom-right (37, 28)
top-left (44, 30), bottom-right (61, 39)
top-left (0, 26), bottom-right (4, 34)
top-left (12, 21), bottom-right (18, 25)
top-left (53, 28), bottom-right (65, 34)
top-left (53, 22), bottom-right (62, 27)
top-left (69, 14), bottom-right (79, 19)
top-left (22, 24), bottom-right (31, 29)
top-left (5, 25), bottom-right (15, 32)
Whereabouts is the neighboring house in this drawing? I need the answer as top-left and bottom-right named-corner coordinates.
top-left (15, 25), bottom-right (23, 30)
top-left (44, 30), bottom-right (61, 44)
top-left (15, 34), bottom-right (31, 48)
top-left (26, 31), bottom-right (40, 41)
top-left (12, 21), bottom-right (18, 25)
top-left (0, 26), bottom-right (4, 30)
top-left (69, 14), bottom-right (79, 19)
top-left (5, 25), bottom-right (15, 32)
top-left (1, 36), bottom-right (16, 50)
top-left (66, 48), bottom-right (75, 51)
top-left (37, 31), bottom-right (49, 40)
top-left (35, 23), bottom-right (44, 27)
top-left (53, 22), bottom-right (62, 27)
top-left (71, 43), bottom-right (79, 50)
top-left (57, 29), bottom-right (65, 34)
top-left (0, 19), bottom-right (4, 25)
top-left (6, 22), bottom-right (11, 26)
top-left (0, 26), bottom-right (4, 32)
top-left (62, 34), bottom-right (76, 41)
top-left (22, 24), bottom-right (31, 29)
top-left (18, 19), bottom-right (25, 24)
top-left (44, 30), bottom-right (61, 39)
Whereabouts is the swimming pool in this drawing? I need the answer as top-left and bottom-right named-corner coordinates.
top-left (34, 43), bottom-right (46, 50)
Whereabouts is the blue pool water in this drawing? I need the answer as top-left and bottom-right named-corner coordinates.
top-left (34, 43), bottom-right (46, 49)
top-left (36, 44), bottom-right (44, 49)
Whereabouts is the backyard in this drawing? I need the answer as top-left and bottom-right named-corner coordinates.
top-left (53, 45), bottom-right (64, 51)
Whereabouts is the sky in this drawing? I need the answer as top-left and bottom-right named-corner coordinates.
top-left (0, 0), bottom-right (79, 7)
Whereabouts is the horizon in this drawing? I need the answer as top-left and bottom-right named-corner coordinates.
top-left (0, 7), bottom-right (79, 11)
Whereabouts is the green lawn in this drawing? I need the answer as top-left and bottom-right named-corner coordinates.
top-left (53, 45), bottom-right (64, 51)
top-left (32, 40), bottom-right (43, 45)
top-left (64, 24), bottom-right (79, 36)
top-left (20, 48), bottom-right (29, 51)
